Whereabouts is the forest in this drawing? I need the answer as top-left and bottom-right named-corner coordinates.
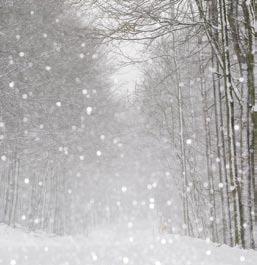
top-left (0, 1), bottom-right (257, 264)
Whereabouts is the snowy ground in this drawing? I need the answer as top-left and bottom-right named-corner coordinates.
top-left (0, 222), bottom-right (257, 265)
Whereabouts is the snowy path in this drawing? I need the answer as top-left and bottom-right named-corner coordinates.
top-left (0, 222), bottom-right (257, 265)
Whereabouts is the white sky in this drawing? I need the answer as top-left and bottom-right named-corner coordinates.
top-left (110, 42), bottom-right (145, 96)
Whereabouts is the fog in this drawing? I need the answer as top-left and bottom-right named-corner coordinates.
top-left (0, 0), bottom-right (257, 264)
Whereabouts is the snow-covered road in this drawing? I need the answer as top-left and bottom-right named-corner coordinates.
top-left (0, 222), bottom-right (257, 265)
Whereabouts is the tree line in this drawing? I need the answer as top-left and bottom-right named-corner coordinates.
top-left (0, 0), bottom-right (123, 235)
top-left (93, 0), bottom-right (257, 249)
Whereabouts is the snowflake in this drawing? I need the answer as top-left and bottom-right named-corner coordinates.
top-left (121, 186), bottom-right (127, 193)
top-left (9, 81), bottom-right (15, 88)
top-left (149, 203), bottom-right (155, 210)
top-left (19, 52), bottom-right (25, 57)
top-left (92, 54), bottom-right (98, 59)
top-left (91, 252), bottom-right (98, 261)
top-left (86, 107), bottom-right (93, 115)
top-left (161, 238), bottom-right (166, 245)
top-left (21, 215), bottom-right (26, 220)
top-left (10, 259), bottom-right (16, 265)
top-left (167, 200), bottom-right (172, 206)
top-left (147, 184), bottom-right (152, 190)
top-left (24, 178), bottom-right (30, 184)
top-left (203, 182), bottom-right (208, 188)
top-left (1, 155), bottom-right (7, 162)
top-left (186, 139), bottom-right (192, 145)
top-left (206, 250), bottom-right (211, 256)
top-left (22, 94), bottom-right (28, 99)
top-left (218, 183), bottom-right (224, 189)
top-left (234, 124), bottom-right (240, 131)
top-left (149, 198), bottom-right (155, 203)
top-left (122, 257), bottom-right (129, 264)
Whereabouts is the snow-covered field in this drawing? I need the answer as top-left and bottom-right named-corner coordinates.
top-left (0, 222), bottom-right (256, 265)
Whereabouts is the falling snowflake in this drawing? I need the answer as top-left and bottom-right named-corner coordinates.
top-left (234, 124), bottom-right (240, 131)
top-left (92, 53), bottom-right (98, 59)
top-left (21, 215), bottom-right (26, 221)
top-left (122, 257), bottom-right (129, 264)
top-left (218, 183), bottom-right (224, 189)
top-left (147, 184), bottom-right (152, 190)
top-left (167, 200), bottom-right (172, 206)
top-left (86, 107), bottom-right (93, 115)
top-left (9, 81), bottom-right (15, 88)
top-left (186, 139), bottom-right (192, 145)
top-left (121, 186), bottom-right (127, 193)
top-left (91, 252), bottom-right (98, 261)
top-left (10, 259), bottom-right (16, 265)
top-left (1, 155), bottom-right (7, 162)
top-left (149, 203), bottom-right (155, 210)
top-left (161, 238), bottom-right (166, 245)
top-left (24, 178), bottom-right (30, 184)
top-left (22, 94), bottom-right (28, 99)
top-left (19, 52), bottom-right (25, 57)
top-left (206, 250), bottom-right (212, 256)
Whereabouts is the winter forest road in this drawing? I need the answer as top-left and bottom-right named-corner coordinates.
top-left (0, 222), bottom-right (257, 265)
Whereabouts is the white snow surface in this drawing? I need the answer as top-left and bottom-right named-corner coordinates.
top-left (0, 222), bottom-right (257, 265)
